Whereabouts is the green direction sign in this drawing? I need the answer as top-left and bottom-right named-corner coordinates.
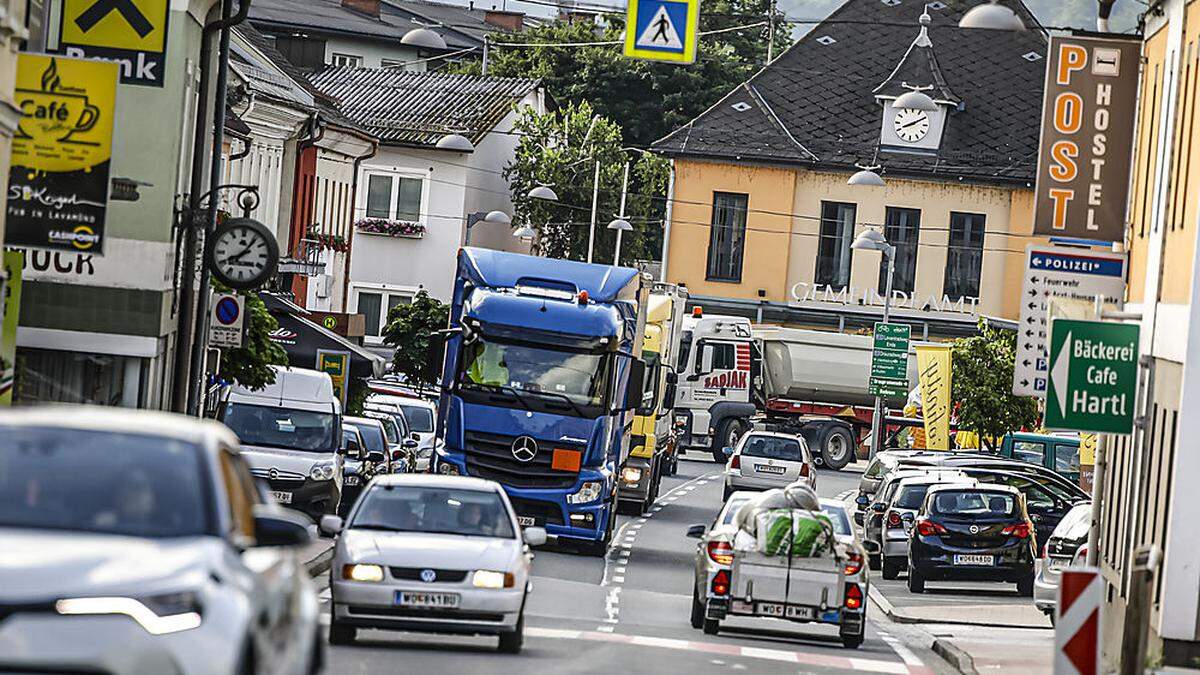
top-left (870, 322), bottom-right (911, 397)
top-left (1045, 319), bottom-right (1139, 434)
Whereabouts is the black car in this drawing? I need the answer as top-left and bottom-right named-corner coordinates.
top-left (908, 484), bottom-right (1037, 596)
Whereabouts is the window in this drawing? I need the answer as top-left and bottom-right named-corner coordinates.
top-left (1011, 440), bottom-right (1046, 466)
top-left (880, 207), bottom-right (920, 294)
top-left (699, 342), bottom-right (736, 371)
top-left (816, 201), bottom-right (856, 290)
top-left (944, 212), bottom-right (985, 299)
top-left (330, 52), bottom-right (362, 67)
top-left (363, 172), bottom-right (425, 222)
top-left (355, 289), bottom-right (413, 338)
top-left (705, 192), bottom-right (748, 281)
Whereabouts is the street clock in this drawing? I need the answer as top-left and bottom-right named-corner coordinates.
top-left (207, 217), bottom-right (280, 290)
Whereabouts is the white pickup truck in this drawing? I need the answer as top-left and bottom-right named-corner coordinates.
top-left (700, 495), bottom-right (869, 649)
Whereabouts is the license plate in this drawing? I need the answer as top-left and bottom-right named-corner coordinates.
top-left (396, 591), bottom-right (460, 608)
top-left (755, 464), bottom-right (786, 475)
top-left (756, 602), bottom-right (785, 617)
top-left (269, 491), bottom-right (292, 504)
top-left (345, 475), bottom-right (360, 486)
top-left (517, 516), bottom-right (536, 527)
top-left (953, 554), bottom-right (995, 566)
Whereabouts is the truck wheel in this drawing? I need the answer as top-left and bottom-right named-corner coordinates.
top-left (820, 425), bottom-right (855, 470)
top-left (712, 419), bottom-right (746, 463)
top-left (702, 615), bottom-right (720, 635)
top-left (690, 586), bottom-right (705, 629)
top-left (882, 557), bottom-right (902, 580)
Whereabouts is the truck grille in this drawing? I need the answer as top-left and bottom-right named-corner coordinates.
top-left (462, 431), bottom-right (582, 489)
top-left (507, 497), bottom-right (565, 526)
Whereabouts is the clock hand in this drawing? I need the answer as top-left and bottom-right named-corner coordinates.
top-left (899, 119), bottom-right (926, 130)
top-left (220, 247), bottom-right (253, 265)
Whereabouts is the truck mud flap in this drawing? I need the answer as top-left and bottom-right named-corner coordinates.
top-left (706, 598), bottom-right (729, 620)
top-left (839, 611), bottom-right (865, 636)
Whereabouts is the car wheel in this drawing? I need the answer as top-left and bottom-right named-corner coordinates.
top-left (868, 554), bottom-right (881, 571)
top-left (702, 613), bottom-right (720, 635)
top-left (1016, 576), bottom-right (1035, 597)
top-left (328, 618), bottom-right (356, 646)
top-left (712, 419), bottom-right (746, 463)
top-left (308, 624), bottom-right (325, 675)
top-left (882, 557), bottom-right (902, 580)
top-left (820, 425), bottom-right (855, 470)
top-left (690, 585), bottom-right (705, 629)
top-left (498, 611), bottom-right (525, 654)
top-left (907, 565), bottom-right (925, 593)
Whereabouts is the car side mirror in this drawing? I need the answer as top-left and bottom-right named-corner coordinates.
top-left (855, 495), bottom-right (870, 507)
top-left (686, 524), bottom-right (707, 539)
top-left (403, 439), bottom-right (420, 449)
top-left (722, 446), bottom-right (734, 457)
top-left (253, 507), bottom-right (312, 547)
top-left (862, 540), bottom-right (881, 555)
top-left (871, 502), bottom-right (886, 513)
top-left (319, 514), bottom-right (344, 537)
top-left (366, 449), bottom-right (386, 463)
top-left (853, 512), bottom-right (865, 526)
top-left (411, 432), bottom-right (421, 441)
top-left (522, 526), bottom-right (547, 547)
top-left (341, 437), bottom-right (362, 459)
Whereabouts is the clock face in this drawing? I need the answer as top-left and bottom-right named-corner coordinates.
top-left (893, 107), bottom-right (930, 143)
top-left (209, 219), bottom-right (278, 289)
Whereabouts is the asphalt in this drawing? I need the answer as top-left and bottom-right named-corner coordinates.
top-left (312, 457), bottom-right (955, 674)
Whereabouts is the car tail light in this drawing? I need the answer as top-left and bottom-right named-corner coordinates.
top-left (1002, 523), bottom-right (1031, 539)
top-left (886, 511), bottom-right (902, 528)
top-left (707, 540), bottom-right (734, 565)
top-left (916, 519), bottom-right (948, 537)
top-left (799, 463), bottom-right (810, 477)
top-left (843, 551), bottom-right (863, 576)
top-left (711, 569), bottom-right (731, 597)
top-left (1042, 542), bottom-right (1049, 559)
top-left (1075, 545), bottom-right (1088, 564)
top-left (730, 455), bottom-right (740, 470)
top-left (844, 582), bottom-right (863, 610)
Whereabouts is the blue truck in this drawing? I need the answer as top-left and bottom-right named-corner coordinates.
top-left (431, 247), bottom-right (649, 555)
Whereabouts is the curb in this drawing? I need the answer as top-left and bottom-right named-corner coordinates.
top-left (304, 544), bottom-right (334, 577)
top-left (867, 584), bottom-right (1050, 630)
top-left (932, 638), bottom-right (980, 675)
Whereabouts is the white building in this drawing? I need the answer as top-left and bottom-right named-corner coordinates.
top-left (309, 68), bottom-right (543, 346)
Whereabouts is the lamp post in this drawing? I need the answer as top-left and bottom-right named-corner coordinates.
top-left (852, 228), bottom-right (896, 459)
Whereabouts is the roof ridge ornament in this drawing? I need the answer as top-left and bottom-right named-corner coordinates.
top-left (871, 4), bottom-right (960, 107)
top-left (914, 4), bottom-right (932, 48)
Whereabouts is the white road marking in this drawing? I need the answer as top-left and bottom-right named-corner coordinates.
top-left (613, 575), bottom-right (626, 583)
top-left (877, 631), bottom-right (925, 668)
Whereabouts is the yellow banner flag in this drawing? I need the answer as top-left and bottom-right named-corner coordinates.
top-left (916, 345), bottom-right (953, 451)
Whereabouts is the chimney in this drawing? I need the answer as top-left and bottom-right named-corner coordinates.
top-left (341, 0), bottom-right (380, 18)
top-left (484, 9), bottom-right (524, 31)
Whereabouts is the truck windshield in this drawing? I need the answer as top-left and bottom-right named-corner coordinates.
top-left (457, 337), bottom-right (612, 416)
top-left (222, 403), bottom-right (337, 453)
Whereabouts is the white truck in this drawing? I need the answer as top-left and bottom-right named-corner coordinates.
top-left (672, 311), bottom-right (869, 470)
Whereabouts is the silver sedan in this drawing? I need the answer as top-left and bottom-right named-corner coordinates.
top-left (321, 474), bottom-right (546, 653)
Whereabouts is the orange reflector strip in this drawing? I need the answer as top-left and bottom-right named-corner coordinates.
top-left (552, 448), bottom-right (582, 472)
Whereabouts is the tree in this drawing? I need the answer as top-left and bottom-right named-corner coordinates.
top-left (950, 319), bottom-right (1040, 450)
top-left (213, 281), bottom-right (289, 391)
top-left (382, 290), bottom-right (450, 388)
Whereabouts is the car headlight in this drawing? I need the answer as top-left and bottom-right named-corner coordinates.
top-left (567, 480), bottom-right (603, 504)
top-left (621, 467), bottom-right (643, 484)
top-left (55, 591), bottom-right (203, 635)
top-left (472, 570), bottom-right (515, 589)
top-left (343, 564), bottom-right (385, 582)
top-left (310, 462), bottom-right (336, 481)
top-left (437, 461), bottom-right (460, 475)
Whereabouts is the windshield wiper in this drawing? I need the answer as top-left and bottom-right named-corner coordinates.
top-left (524, 389), bottom-right (588, 418)
top-left (466, 383), bottom-right (534, 412)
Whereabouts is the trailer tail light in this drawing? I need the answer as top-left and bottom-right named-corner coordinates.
top-left (916, 519), bottom-right (948, 537)
top-left (706, 541), bottom-right (734, 566)
top-left (730, 455), bottom-right (740, 470)
top-left (844, 583), bottom-right (863, 610)
top-left (886, 511), bottom-right (902, 528)
top-left (843, 551), bottom-right (863, 576)
top-left (1002, 522), bottom-right (1031, 539)
top-left (711, 569), bottom-right (730, 597)
top-left (693, 306), bottom-right (703, 317)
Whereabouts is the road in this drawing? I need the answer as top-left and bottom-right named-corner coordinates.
top-left (315, 458), bottom-right (955, 674)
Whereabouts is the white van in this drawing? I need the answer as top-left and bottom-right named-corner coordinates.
top-left (219, 366), bottom-right (344, 521)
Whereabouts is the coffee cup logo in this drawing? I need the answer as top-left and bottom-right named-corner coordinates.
top-left (16, 59), bottom-right (102, 146)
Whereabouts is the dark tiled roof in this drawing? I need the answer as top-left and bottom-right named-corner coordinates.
top-left (653, 0), bottom-right (1047, 185)
top-left (307, 68), bottom-right (538, 146)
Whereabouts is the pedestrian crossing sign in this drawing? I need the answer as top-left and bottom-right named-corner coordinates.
top-left (624, 0), bottom-right (699, 64)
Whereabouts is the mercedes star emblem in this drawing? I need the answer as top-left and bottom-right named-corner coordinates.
top-left (269, 468), bottom-right (279, 480)
top-left (969, 525), bottom-right (980, 534)
top-left (420, 569), bottom-right (437, 583)
top-left (511, 436), bottom-right (538, 463)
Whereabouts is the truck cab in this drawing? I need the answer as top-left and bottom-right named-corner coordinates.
top-left (672, 310), bottom-right (757, 462)
top-left (433, 248), bottom-right (648, 555)
top-left (998, 432), bottom-right (1082, 485)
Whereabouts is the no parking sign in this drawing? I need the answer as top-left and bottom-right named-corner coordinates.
top-left (209, 293), bottom-right (246, 348)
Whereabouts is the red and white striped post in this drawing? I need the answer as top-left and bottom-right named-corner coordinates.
top-left (1055, 567), bottom-right (1102, 675)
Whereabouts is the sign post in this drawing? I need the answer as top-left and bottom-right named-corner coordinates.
top-left (623, 0), bottom-right (699, 64)
top-left (869, 322), bottom-right (910, 398)
top-left (1045, 318), bottom-right (1139, 434)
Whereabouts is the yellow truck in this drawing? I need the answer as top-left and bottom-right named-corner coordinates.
top-left (618, 284), bottom-right (687, 515)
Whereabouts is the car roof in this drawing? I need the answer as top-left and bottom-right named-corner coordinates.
top-left (927, 483), bottom-right (1022, 496)
top-left (0, 405), bottom-right (236, 448)
top-left (344, 416), bottom-right (385, 427)
top-left (740, 430), bottom-right (799, 442)
top-left (369, 473), bottom-right (500, 491)
top-left (367, 394), bottom-right (435, 409)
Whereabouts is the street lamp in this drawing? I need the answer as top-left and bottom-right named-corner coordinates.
top-left (607, 217), bottom-right (632, 266)
top-left (527, 184), bottom-right (558, 201)
top-left (959, 0), bottom-right (1025, 31)
top-left (436, 134), bottom-right (475, 152)
top-left (852, 228), bottom-right (897, 459)
top-left (401, 27), bottom-right (447, 50)
top-left (512, 224), bottom-right (536, 240)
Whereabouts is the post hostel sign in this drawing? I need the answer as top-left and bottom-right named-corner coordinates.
top-left (1033, 34), bottom-right (1140, 242)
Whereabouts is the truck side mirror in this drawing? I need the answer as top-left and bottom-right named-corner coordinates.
top-left (422, 339), bottom-right (446, 387)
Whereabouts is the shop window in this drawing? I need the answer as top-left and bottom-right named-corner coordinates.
top-left (15, 348), bottom-right (142, 407)
top-left (705, 192), bottom-right (748, 282)
top-left (816, 201), bottom-right (856, 290)
top-left (944, 212), bottom-right (985, 300)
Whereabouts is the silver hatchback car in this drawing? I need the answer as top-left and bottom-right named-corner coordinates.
top-left (723, 431), bottom-right (816, 499)
top-left (322, 474), bottom-right (546, 653)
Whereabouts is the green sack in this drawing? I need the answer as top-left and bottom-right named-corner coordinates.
top-left (758, 509), bottom-right (832, 558)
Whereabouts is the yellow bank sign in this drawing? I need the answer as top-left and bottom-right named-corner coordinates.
top-left (58, 0), bottom-right (169, 86)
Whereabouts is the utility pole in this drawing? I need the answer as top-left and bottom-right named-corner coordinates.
top-left (586, 159), bottom-right (600, 263)
top-left (614, 161), bottom-right (630, 265)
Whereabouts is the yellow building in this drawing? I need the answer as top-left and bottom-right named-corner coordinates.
top-left (653, 0), bottom-right (1048, 336)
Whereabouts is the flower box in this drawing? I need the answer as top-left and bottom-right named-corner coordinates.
top-left (355, 218), bottom-right (426, 239)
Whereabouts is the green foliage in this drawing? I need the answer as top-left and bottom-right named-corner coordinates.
top-left (951, 319), bottom-right (1040, 450)
top-left (381, 291), bottom-right (450, 388)
top-left (211, 282), bottom-right (288, 391)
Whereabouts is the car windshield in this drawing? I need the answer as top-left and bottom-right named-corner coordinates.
top-left (741, 436), bottom-right (803, 461)
top-left (351, 485), bottom-right (516, 538)
top-left (222, 403), bottom-right (337, 452)
top-left (821, 503), bottom-right (852, 536)
top-left (0, 427), bottom-right (210, 537)
top-left (720, 497), bottom-right (753, 524)
top-left (347, 423), bottom-right (386, 453)
top-left (895, 484), bottom-right (933, 509)
top-left (933, 491), bottom-right (1017, 517)
top-left (458, 337), bottom-right (612, 415)
top-left (400, 405), bottom-right (434, 433)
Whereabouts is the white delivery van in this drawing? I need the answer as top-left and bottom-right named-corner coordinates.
top-left (219, 366), bottom-right (344, 521)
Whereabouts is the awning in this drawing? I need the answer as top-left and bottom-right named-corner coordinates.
top-left (260, 293), bottom-right (386, 380)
